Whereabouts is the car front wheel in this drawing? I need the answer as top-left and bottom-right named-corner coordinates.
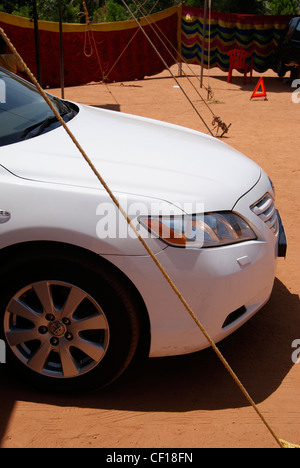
top-left (0, 250), bottom-right (141, 393)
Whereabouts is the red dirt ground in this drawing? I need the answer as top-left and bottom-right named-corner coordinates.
top-left (0, 65), bottom-right (299, 448)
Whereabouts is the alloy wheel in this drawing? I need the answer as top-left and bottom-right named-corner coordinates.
top-left (3, 280), bottom-right (110, 379)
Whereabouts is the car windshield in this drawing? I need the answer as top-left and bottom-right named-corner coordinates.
top-left (0, 67), bottom-right (77, 147)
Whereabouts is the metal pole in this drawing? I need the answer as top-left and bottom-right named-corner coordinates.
top-left (32, 0), bottom-right (41, 84)
top-left (200, 0), bottom-right (208, 88)
top-left (58, 0), bottom-right (65, 99)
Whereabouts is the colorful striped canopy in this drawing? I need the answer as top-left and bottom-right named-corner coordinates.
top-left (181, 5), bottom-right (292, 73)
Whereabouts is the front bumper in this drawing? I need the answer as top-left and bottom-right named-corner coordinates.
top-left (104, 237), bottom-right (279, 357)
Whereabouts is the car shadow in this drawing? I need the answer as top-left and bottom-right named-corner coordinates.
top-left (0, 277), bottom-right (299, 444)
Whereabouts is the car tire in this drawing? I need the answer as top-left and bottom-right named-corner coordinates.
top-left (0, 249), bottom-right (141, 393)
top-left (276, 58), bottom-right (287, 77)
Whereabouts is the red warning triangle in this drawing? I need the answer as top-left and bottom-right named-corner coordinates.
top-left (251, 77), bottom-right (267, 100)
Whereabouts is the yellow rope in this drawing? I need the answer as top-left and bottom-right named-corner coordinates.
top-left (126, 0), bottom-right (230, 136)
top-left (78, 1), bottom-right (119, 105)
top-left (133, 0), bottom-right (215, 107)
top-left (82, 1), bottom-right (104, 78)
top-left (102, 1), bottom-right (159, 82)
top-left (280, 440), bottom-right (300, 449)
top-left (0, 26), bottom-right (298, 449)
top-left (134, 0), bottom-right (216, 104)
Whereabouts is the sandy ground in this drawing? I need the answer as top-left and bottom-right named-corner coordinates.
top-left (0, 65), bottom-right (299, 449)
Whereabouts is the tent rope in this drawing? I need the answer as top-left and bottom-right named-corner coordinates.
top-left (141, 1), bottom-right (214, 101)
top-left (127, 0), bottom-right (230, 136)
top-left (0, 25), bottom-right (298, 450)
top-left (78, 1), bottom-right (119, 106)
top-left (102, 1), bottom-right (178, 84)
top-left (119, 0), bottom-right (214, 136)
top-left (134, 0), bottom-right (214, 111)
top-left (103, 0), bottom-right (160, 82)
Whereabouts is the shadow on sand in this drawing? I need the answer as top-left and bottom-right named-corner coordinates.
top-left (0, 277), bottom-right (299, 444)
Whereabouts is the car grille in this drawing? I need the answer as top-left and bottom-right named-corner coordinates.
top-left (251, 193), bottom-right (279, 235)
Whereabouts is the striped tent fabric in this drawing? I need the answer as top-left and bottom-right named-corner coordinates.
top-left (0, 5), bottom-right (294, 87)
top-left (181, 5), bottom-right (292, 73)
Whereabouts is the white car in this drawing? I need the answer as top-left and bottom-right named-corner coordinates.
top-left (0, 67), bottom-right (286, 393)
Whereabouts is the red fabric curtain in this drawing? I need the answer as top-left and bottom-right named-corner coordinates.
top-left (0, 7), bottom-right (180, 88)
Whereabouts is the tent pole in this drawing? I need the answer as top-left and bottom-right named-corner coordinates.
top-left (58, 0), bottom-right (65, 99)
top-left (32, 0), bottom-right (41, 84)
top-left (200, 0), bottom-right (208, 88)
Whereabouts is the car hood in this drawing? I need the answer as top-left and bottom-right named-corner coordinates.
top-left (0, 104), bottom-right (261, 213)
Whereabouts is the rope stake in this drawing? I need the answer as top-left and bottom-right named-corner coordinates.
top-left (0, 26), bottom-right (298, 449)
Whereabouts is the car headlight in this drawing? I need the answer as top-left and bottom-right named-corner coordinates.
top-left (139, 212), bottom-right (256, 249)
